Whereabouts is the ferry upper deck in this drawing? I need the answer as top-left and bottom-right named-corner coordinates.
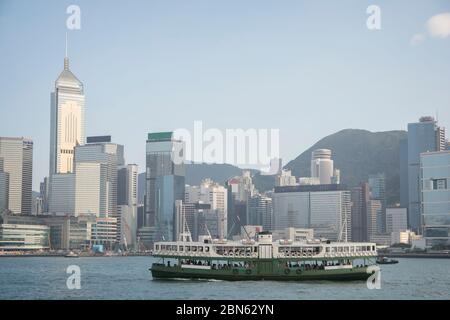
top-left (152, 232), bottom-right (377, 260)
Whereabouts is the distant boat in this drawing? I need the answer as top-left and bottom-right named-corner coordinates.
top-left (376, 256), bottom-right (398, 264)
top-left (65, 251), bottom-right (79, 258)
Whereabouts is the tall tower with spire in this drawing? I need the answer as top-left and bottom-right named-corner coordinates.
top-left (49, 37), bottom-right (85, 175)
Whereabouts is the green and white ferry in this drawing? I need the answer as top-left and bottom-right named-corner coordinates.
top-left (150, 231), bottom-right (378, 281)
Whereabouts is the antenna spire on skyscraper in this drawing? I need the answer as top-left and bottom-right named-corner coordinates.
top-left (64, 32), bottom-right (69, 70)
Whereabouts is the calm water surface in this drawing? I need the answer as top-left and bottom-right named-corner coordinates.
top-left (0, 257), bottom-right (449, 299)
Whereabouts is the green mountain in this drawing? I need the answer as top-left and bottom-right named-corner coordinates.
top-left (284, 129), bottom-right (406, 205)
top-left (185, 163), bottom-right (243, 186)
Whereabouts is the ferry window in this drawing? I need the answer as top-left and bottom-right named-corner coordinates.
top-left (192, 246), bottom-right (197, 252)
top-left (326, 247), bottom-right (330, 253)
top-left (156, 245), bottom-right (160, 250)
top-left (186, 246), bottom-right (190, 252)
top-left (172, 245), bottom-right (177, 251)
top-left (199, 247), bottom-right (204, 252)
top-left (205, 247), bottom-right (210, 252)
top-left (372, 246), bottom-right (375, 251)
top-left (179, 246), bottom-right (184, 252)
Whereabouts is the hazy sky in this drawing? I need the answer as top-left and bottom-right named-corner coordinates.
top-left (1, 0), bottom-right (450, 190)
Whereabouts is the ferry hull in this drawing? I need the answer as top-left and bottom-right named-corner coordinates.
top-left (150, 264), bottom-right (372, 281)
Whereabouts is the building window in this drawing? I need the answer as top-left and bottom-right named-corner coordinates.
top-left (433, 179), bottom-right (447, 190)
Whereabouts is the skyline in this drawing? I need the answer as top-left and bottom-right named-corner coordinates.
top-left (1, 0), bottom-right (450, 190)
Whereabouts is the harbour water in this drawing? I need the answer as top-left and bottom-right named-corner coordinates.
top-left (0, 257), bottom-right (449, 300)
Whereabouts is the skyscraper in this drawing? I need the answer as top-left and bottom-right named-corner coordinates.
top-left (0, 161), bottom-right (9, 214)
top-left (368, 173), bottom-right (386, 233)
top-left (74, 136), bottom-right (125, 219)
top-left (145, 132), bottom-right (185, 241)
top-left (350, 183), bottom-right (370, 242)
top-left (367, 200), bottom-right (382, 242)
top-left (310, 149), bottom-right (340, 185)
top-left (185, 179), bottom-right (228, 239)
top-left (117, 164), bottom-right (138, 248)
top-left (47, 50), bottom-right (85, 216)
top-left (226, 171), bottom-right (256, 237)
top-left (420, 150), bottom-right (450, 246)
top-left (74, 162), bottom-right (108, 217)
top-left (247, 194), bottom-right (273, 231)
top-left (399, 138), bottom-right (409, 209)
top-left (406, 116), bottom-right (445, 231)
top-left (49, 53), bottom-right (85, 175)
top-left (273, 184), bottom-right (351, 242)
top-left (39, 177), bottom-right (49, 213)
top-left (48, 173), bottom-right (75, 215)
top-left (174, 200), bottom-right (211, 241)
top-left (0, 137), bottom-right (33, 215)
top-left (386, 208), bottom-right (407, 234)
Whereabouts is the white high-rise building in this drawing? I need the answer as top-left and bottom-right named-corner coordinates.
top-left (185, 179), bottom-right (228, 239)
top-left (275, 170), bottom-right (298, 187)
top-left (49, 54), bottom-right (85, 175)
top-left (74, 137), bottom-right (124, 219)
top-left (227, 170), bottom-right (256, 202)
top-left (48, 173), bottom-right (75, 215)
top-left (47, 51), bottom-right (85, 216)
top-left (311, 149), bottom-right (334, 185)
top-left (0, 137), bottom-right (33, 215)
top-left (74, 162), bottom-right (108, 217)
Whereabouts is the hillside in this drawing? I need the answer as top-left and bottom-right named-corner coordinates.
top-left (285, 129), bottom-right (406, 204)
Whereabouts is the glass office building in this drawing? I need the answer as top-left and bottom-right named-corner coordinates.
top-left (406, 117), bottom-right (445, 232)
top-left (273, 184), bottom-right (351, 242)
top-left (420, 150), bottom-right (450, 247)
top-left (145, 132), bottom-right (185, 242)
